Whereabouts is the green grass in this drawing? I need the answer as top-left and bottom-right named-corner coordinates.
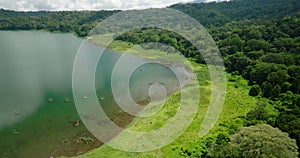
top-left (89, 35), bottom-right (188, 64)
top-left (89, 34), bottom-right (133, 52)
top-left (67, 37), bottom-right (259, 158)
top-left (71, 70), bottom-right (257, 158)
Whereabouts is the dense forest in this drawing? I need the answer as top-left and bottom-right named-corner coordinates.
top-left (0, 8), bottom-right (119, 36)
top-left (113, 5), bottom-right (300, 156)
top-left (1, 0), bottom-right (300, 157)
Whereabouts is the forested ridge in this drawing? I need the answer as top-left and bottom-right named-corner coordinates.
top-left (0, 8), bottom-right (119, 36)
top-left (0, 0), bottom-right (299, 35)
top-left (1, 0), bottom-right (300, 157)
top-left (171, 0), bottom-right (299, 26)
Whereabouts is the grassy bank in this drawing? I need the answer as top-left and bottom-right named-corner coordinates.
top-left (67, 37), bottom-right (258, 158)
top-left (72, 68), bottom-right (256, 158)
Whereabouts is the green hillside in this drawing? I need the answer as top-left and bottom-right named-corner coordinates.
top-left (1, 0), bottom-right (300, 157)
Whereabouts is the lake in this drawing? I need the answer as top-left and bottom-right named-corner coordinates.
top-left (0, 31), bottom-right (192, 158)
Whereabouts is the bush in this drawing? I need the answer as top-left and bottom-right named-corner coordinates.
top-left (249, 84), bottom-right (261, 96)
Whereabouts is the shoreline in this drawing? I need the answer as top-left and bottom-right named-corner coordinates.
top-left (60, 36), bottom-right (196, 157)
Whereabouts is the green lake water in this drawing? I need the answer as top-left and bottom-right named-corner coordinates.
top-left (0, 31), bottom-right (192, 158)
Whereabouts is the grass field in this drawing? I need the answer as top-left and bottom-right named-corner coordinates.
top-left (67, 37), bottom-right (258, 158)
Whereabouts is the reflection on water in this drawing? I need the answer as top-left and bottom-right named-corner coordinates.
top-left (0, 31), bottom-right (192, 158)
top-left (0, 31), bottom-right (87, 158)
top-left (0, 31), bottom-right (79, 129)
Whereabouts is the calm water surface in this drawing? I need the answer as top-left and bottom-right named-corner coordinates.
top-left (0, 31), bottom-right (190, 158)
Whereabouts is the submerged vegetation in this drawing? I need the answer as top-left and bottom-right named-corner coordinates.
top-left (1, 0), bottom-right (300, 157)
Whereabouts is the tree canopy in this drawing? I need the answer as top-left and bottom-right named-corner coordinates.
top-left (1, 0), bottom-right (300, 156)
top-left (208, 124), bottom-right (299, 158)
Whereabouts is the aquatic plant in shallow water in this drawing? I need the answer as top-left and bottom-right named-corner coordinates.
top-left (77, 137), bottom-right (94, 144)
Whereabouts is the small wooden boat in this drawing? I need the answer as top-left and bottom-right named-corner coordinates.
top-left (64, 97), bottom-right (70, 102)
top-left (48, 97), bottom-right (54, 103)
top-left (14, 112), bottom-right (20, 116)
top-left (73, 120), bottom-right (81, 127)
